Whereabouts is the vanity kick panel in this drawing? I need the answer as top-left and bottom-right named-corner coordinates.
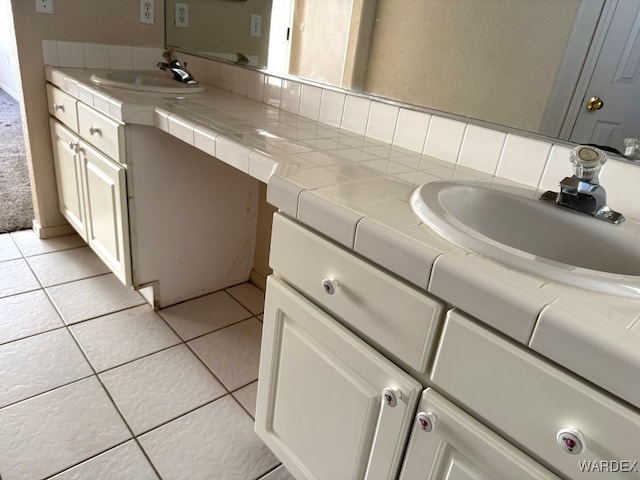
top-left (431, 310), bottom-right (640, 479)
top-left (269, 213), bottom-right (444, 375)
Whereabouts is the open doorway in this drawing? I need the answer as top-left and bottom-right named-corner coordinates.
top-left (0, 0), bottom-right (33, 233)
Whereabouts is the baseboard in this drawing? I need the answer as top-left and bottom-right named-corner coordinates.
top-left (249, 269), bottom-right (267, 291)
top-left (32, 220), bottom-right (76, 239)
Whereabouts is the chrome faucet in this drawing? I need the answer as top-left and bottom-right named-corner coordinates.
top-left (157, 49), bottom-right (198, 85)
top-left (540, 145), bottom-right (624, 224)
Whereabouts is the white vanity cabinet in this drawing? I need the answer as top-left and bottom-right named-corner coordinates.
top-left (256, 275), bottom-right (422, 480)
top-left (258, 213), bottom-right (640, 480)
top-left (49, 102), bottom-right (131, 285)
top-left (46, 81), bottom-right (261, 307)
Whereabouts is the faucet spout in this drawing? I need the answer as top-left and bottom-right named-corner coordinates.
top-left (540, 145), bottom-right (624, 224)
top-left (157, 49), bottom-right (199, 85)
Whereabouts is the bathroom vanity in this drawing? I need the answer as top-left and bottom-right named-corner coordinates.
top-left (43, 56), bottom-right (640, 480)
top-left (46, 73), bottom-right (260, 307)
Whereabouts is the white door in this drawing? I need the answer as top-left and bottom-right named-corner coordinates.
top-left (399, 389), bottom-right (560, 480)
top-left (256, 276), bottom-right (422, 480)
top-left (267, 0), bottom-right (295, 73)
top-left (81, 142), bottom-right (131, 285)
top-left (569, 0), bottom-right (640, 151)
top-left (50, 120), bottom-right (87, 241)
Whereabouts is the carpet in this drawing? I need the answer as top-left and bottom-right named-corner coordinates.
top-left (0, 87), bottom-right (33, 233)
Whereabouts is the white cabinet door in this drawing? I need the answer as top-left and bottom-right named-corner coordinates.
top-left (80, 142), bottom-right (131, 285)
top-left (256, 276), bottom-right (422, 480)
top-left (50, 120), bottom-right (87, 240)
top-left (399, 389), bottom-right (559, 480)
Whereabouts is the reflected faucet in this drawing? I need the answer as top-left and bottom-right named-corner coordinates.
top-left (540, 145), bottom-right (624, 224)
top-left (157, 49), bottom-right (199, 85)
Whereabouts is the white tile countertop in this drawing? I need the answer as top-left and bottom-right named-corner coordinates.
top-left (45, 66), bottom-right (640, 411)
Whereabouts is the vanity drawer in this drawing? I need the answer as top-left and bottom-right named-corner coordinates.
top-left (269, 213), bottom-right (444, 376)
top-left (77, 102), bottom-right (125, 163)
top-left (46, 84), bottom-right (78, 132)
top-left (431, 310), bottom-right (640, 480)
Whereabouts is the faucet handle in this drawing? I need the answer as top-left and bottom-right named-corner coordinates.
top-left (570, 145), bottom-right (606, 182)
top-left (162, 48), bottom-right (177, 63)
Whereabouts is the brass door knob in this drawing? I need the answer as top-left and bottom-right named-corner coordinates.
top-left (586, 96), bottom-right (604, 111)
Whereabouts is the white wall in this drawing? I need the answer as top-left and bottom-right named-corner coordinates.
top-left (0, 0), bottom-right (20, 98)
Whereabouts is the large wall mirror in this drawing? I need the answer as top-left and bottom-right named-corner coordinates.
top-left (165, 0), bottom-right (640, 154)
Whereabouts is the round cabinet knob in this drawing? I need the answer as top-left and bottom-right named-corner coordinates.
top-left (382, 388), bottom-right (401, 408)
top-left (557, 428), bottom-right (585, 455)
top-left (89, 126), bottom-right (102, 136)
top-left (321, 278), bottom-right (339, 295)
top-left (53, 103), bottom-right (64, 112)
top-left (416, 412), bottom-right (437, 432)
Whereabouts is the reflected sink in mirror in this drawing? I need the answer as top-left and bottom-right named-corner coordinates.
top-left (90, 70), bottom-right (206, 94)
top-left (411, 181), bottom-right (640, 298)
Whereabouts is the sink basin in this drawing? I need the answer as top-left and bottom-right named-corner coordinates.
top-left (90, 70), bottom-right (206, 93)
top-left (411, 181), bottom-right (640, 297)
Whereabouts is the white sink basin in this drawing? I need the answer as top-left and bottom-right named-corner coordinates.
top-left (90, 70), bottom-right (206, 93)
top-left (411, 181), bottom-right (640, 297)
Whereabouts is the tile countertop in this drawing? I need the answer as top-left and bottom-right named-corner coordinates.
top-left (45, 66), bottom-right (640, 412)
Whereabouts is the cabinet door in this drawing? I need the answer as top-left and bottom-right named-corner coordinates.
top-left (256, 276), bottom-right (422, 480)
top-left (50, 120), bottom-right (87, 240)
top-left (399, 389), bottom-right (560, 480)
top-left (80, 142), bottom-right (131, 285)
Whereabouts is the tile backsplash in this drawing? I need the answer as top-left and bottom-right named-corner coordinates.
top-left (43, 39), bottom-right (640, 220)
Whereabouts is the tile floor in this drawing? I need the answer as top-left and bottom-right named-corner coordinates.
top-left (0, 230), bottom-right (295, 480)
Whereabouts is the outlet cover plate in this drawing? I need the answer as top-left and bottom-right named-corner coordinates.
top-left (35, 0), bottom-right (54, 14)
top-left (175, 3), bottom-right (189, 28)
top-left (140, 0), bottom-right (155, 24)
top-left (251, 14), bottom-right (262, 37)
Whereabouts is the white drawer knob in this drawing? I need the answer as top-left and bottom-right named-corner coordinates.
top-left (67, 142), bottom-right (79, 153)
top-left (53, 103), bottom-right (64, 112)
top-left (557, 428), bottom-right (584, 455)
top-left (321, 278), bottom-right (339, 295)
top-left (89, 126), bottom-right (102, 136)
top-left (416, 411), bottom-right (437, 432)
top-left (382, 387), bottom-right (401, 407)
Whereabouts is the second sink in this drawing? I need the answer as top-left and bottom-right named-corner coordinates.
top-left (411, 181), bottom-right (640, 297)
top-left (90, 70), bottom-right (206, 93)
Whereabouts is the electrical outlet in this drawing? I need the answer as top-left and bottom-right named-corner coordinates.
top-left (175, 3), bottom-right (189, 28)
top-left (35, 0), bottom-right (54, 14)
top-left (140, 0), bottom-right (155, 25)
top-left (250, 14), bottom-right (262, 37)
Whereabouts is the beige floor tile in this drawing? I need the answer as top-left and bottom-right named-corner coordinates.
top-left (27, 247), bottom-right (110, 287)
top-left (0, 290), bottom-right (64, 344)
top-left (100, 345), bottom-right (226, 435)
top-left (138, 396), bottom-right (278, 480)
top-left (0, 233), bottom-right (21, 262)
top-left (0, 258), bottom-right (41, 299)
top-left (0, 377), bottom-right (131, 480)
top-left (0, 328), bottom-right (93, 408)
top-left (232, 381), bottom-right (257, 418)
top-left (70, 305), bottom-right (180, 372)
top-left (188, 318), bottom-right (262, 391)
top-left (159, 290), bottom-right (252, 341)
top-left (47, 274), bottom-right (145, 325)
top-left (49, 441), bottom-right (157, 480)
top-left (226, 282), bottom-right (265, 314)
top-left (10, 230), bottom-right (86, 257)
